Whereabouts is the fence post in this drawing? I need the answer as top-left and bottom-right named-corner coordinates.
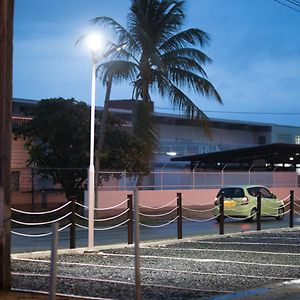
top-left (290, 190), bottom-right (294, 228)
top-left (31, 168), bottom-right (35, 211)
top-left (49, 222), bottom-right (59, 300)
top-left (127, 194), bottom-right (133, 244)
top-left (69, 196), bottom-right (76, 249)
top-left (257, 193), bottom-right (261, 231)
top-left (219, 194), bottom-right (224, 235)
top-left (177, 193), bottom-right (182, 239)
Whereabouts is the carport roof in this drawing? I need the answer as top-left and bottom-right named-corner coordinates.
top-left (171, 143), bottom-right (300, 166)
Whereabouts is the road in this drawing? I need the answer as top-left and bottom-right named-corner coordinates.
top-left (11, 216), bottom-right (299, 253)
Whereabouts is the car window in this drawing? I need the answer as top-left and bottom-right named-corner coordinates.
top-left (217, 188), bottom-right (244, 198)
top-left (247, 187), bottom-right (260, 197)
top-left (260, 187), bottom-right (273, 198)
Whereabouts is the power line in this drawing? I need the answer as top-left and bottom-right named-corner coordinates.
top-left (286, 0), bottom-right (300, 7)
top-left (273, 0), bottom-right (300, 12)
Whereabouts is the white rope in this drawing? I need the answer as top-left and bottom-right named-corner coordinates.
top-left (281, 195), bottom-right (291, 201)
top-left (263, 202), bottom-right (289, 210)
top-left (94, 209), bottom-right (130, 221)
top-left (11, 201), bottom-right (71, 215)
top-left (183, 215), bottom-right (220, 223)
top-left (75, 202), bottom-right (89, 209)
top-left (94, 219), bottom-right (129, 231)
top-left (75, 223), bottom-right (88, 230)
top-left (139, 216), bottom-right (178, 228)
top-left (224, 210), bottom-right (257, 221)
top-left (265, 209), bottom-right (290, 217)
top-left (294, 194), bottom-right (300, 201)
top-left (139, 197), bottom-right (178, 210)
top-left (183, 206), bottom-right (216, 213)
top-left (11, 230), bottom-right (52, 237)
top-left (11, 223), bottom-right (71, 238)
top-left (294, 202), bottom-right (300, 208)
top-left (295, 210), bottom-right (300, 215)
top-left (75, 209), bottom-right (130, 222)
top-left (94, 198), bottom-right (129, 211)
top-left (139, 206), bottom-right (178, 217)
top-left (75, 219), bottom-right (129, 231)
top-left (183, 199), bottom-right (216, 207)
top-left (11, 212), bottom-right (72, 226)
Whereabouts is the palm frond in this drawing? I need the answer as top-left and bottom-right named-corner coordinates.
top-left (168, 68), bottom-right (222, 103)
top-left (159, 28), bottom-right (210, 51)
top-left (161, 48), bottom-right (212, 65)
top-left (96, 60), bottom-right (139, 85)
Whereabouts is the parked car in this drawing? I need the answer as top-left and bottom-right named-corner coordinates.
top-left (214, 185), bottom-right (284, 222)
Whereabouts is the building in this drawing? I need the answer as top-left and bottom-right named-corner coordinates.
top-left (11, 98), bottom-right (300, 207)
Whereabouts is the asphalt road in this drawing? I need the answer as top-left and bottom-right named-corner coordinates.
top-left (11, 216), bottom-right (299, 253)
top-left (11, 227), bottom-right (300, 299)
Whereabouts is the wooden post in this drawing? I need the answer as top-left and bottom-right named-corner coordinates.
top-left (0, 0), bottom-right (14, 291)
top-left (290, 190), bottom-right (294, 228)
top-left (127, 194), bottom-right (133, 244)
top-left (70, 197), bottom-right (76, 249)
top-left (219, 194), bottom-right (224, 235)
top-left (177, 193), bottom-right (182, 239)
top-left (257, 193), bottom-right (261, 231)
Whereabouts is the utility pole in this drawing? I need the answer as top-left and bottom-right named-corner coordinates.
top-left (0, 0), bottom-right (14, 291)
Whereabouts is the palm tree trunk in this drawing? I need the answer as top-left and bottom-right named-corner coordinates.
top-left (0, 0), bottom-right (14, 291)
top-left (95, 74), bottom-right (113, 207)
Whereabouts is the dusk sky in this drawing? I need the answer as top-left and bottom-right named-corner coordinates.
top-left (13, 0), bottom-right (300, 126)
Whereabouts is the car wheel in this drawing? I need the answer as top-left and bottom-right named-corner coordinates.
top-left (249, 208), bottom-right (257, 222)
top-left (276, 207), bottom-right (284, 221)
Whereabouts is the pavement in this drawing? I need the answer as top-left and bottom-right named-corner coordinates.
top-left (8, 226), bottom-right (300, 299)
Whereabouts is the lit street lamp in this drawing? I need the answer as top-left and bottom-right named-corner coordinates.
top-left (86, 33), bottom-right (125, 249)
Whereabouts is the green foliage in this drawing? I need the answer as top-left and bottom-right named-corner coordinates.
top-left (93, 0), bottom-right (222, 168)
top-left (14, 98), bottom-right (149, 200)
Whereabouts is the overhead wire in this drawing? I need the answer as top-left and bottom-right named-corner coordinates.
top-left (273, 0), bottom-right (300, 12)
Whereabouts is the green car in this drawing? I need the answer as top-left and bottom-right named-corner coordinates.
top-left (214, 185), bottom-right (285, 222)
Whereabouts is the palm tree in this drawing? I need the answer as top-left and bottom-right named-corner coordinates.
top-left (93, 0), bottom-right (222, 184)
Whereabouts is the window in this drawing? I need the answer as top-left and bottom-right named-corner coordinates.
top-left (277, 134), bottom-right (293, 144)
top-left (295, 136), bottom-right (300, 145)
top-left (11, 171), bottom-right (20, 191)
top-left (258, 136), bottom-right (266, 145)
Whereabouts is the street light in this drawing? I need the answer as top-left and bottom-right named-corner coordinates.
top-left (86, 33), bottom-right (126, 249)
top-left (87, 32), bottom-right (103, 250)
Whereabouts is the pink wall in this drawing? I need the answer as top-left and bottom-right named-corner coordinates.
top-left (96, 187), bottom-right (300, 209)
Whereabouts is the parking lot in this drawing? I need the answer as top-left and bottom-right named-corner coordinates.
top-left (11, 226), bottom-right (300, 299)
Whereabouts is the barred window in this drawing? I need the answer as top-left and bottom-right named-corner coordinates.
top-left (277, 134), bottom-right (293, 144)
top-left (295, 136), bottom-right (300, 145)
top-left (11, 171), bottom-right (20, 191)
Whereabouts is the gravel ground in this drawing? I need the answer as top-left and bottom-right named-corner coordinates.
top-left (11, 227), bottom-right (300, 299)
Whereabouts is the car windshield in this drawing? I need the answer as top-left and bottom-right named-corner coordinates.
top-left (217, 187), bottom-right (244, 198)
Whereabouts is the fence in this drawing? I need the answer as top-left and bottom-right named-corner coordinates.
top-left (11, 190), bottom-right (300, 251)
top-left (98, 170), bottom-right (299, 190)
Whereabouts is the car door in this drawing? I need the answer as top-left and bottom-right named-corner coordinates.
top-left (260, 187), bottom-right (277, 216)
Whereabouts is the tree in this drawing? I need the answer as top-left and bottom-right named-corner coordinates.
top-left (93, 0), bottom-right (222, 183)
top-left (14, 98), bottom-right (148, 202)
top-left (0, 0), bottom-right (14, 291)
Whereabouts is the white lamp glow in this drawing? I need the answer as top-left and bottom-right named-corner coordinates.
top-left (86, 33), bottom-right (103, 54)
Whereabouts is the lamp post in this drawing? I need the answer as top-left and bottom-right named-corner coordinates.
top-left (86, 33), bottom-right (126, 249)
top-left (87, 33), bottom-right (103, 250)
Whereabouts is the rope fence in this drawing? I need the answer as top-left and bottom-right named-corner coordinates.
top-left (11, 190), bottom-right (300, 249)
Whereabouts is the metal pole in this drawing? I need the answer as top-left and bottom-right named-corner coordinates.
top-left (290, 190), bottom-right (294, 228)
top-left (49, 222), bottom-right (59, 300)
top-left (70, 197), bottom-right (76, 249)
top-left (88, 59), bottom-right (96, 249)
top-left (219, 194), bottom-right (224, 235)
top-left (177, 193), bottom-right (182, 239)
top-left (134, 189), bottom-right (141, 300)
top-left (127, 194), bottom-right (133, 244)
top-left (257, 193), bottom-right (261, 231)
